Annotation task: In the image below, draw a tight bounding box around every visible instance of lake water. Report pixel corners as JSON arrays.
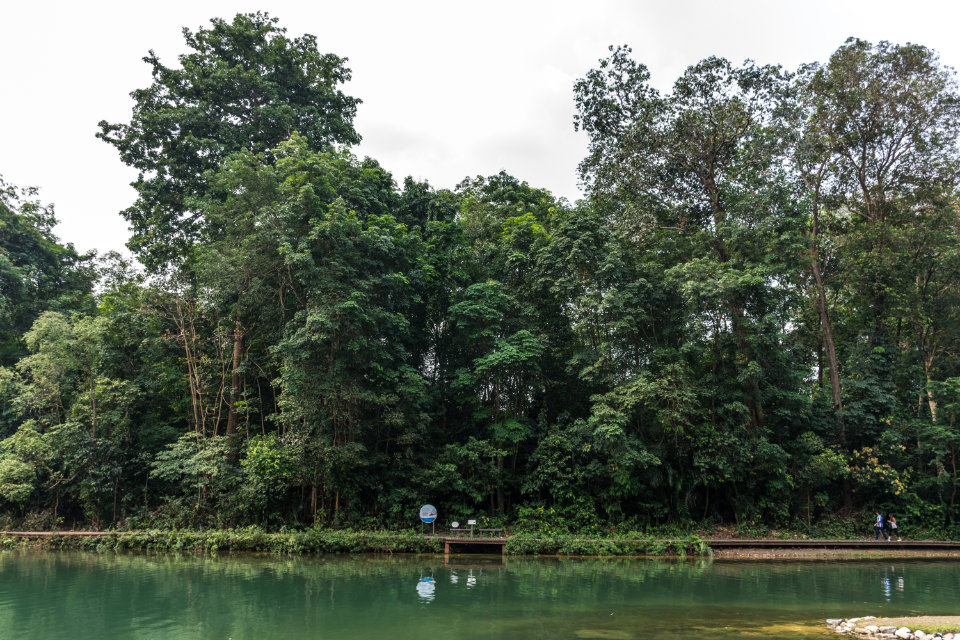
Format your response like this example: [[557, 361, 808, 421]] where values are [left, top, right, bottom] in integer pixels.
[[0, 551, 957, 639]]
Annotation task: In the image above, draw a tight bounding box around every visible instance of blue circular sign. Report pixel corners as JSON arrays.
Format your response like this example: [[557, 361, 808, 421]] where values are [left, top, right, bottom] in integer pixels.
[[419, 504, 437, 523]]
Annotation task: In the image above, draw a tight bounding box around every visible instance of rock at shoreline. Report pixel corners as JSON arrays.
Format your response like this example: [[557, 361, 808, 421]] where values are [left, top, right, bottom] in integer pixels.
[[827, 616, 960, 639]]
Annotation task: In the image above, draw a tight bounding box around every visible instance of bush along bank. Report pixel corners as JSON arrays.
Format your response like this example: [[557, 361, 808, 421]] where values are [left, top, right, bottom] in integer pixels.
[[0, 529, 443, 554], [0, 529, 710, 557], [504, 534, 710, 556]]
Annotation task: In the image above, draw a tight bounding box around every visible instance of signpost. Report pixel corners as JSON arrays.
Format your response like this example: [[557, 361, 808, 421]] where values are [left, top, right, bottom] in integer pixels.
[[419, 504, 437, 535]]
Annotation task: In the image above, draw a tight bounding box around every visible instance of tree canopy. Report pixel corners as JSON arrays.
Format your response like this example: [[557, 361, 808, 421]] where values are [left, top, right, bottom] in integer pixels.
[[97, 11, 361, 270], [2, 23, 960, 535]]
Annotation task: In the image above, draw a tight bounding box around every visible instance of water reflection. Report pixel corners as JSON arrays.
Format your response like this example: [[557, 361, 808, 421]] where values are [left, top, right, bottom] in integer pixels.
[[881, 566, 907, 602], [0, 552, 957, 640], [421, 562, 493, 602], [416, 576, 435, 602], [447, 569, 478, 588]]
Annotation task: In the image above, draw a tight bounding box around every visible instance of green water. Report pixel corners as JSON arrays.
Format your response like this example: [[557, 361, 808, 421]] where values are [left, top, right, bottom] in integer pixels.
[[0, 552, 957, 639]]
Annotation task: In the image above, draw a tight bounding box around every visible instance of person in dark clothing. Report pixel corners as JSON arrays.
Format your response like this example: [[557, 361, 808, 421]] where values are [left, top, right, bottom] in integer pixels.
[[888, 514, 900, 541]]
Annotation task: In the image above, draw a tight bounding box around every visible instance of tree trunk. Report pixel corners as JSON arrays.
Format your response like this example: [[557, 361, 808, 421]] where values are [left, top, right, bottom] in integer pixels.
[[811, 250, 845, 444], [172, 298, 203, 436], [924, 367, 938, 423], [950, 443, 957, 511], [496, 456, 505, 514], [89, 371, 97, 439], [841, 477, 854, 512], [225, 321, 245, 437], [801, 167, 845, 445]]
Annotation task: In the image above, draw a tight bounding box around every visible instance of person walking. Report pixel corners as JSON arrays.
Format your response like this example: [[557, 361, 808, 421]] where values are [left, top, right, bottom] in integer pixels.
[[874, 511, 889, 541], [888, 514, 900, 541]]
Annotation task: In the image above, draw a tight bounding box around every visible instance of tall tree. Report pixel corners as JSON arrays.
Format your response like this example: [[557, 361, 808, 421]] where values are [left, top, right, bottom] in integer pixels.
[[98, 13, 364, 448], [792, 77, 848, 443], [0, 177, 95, 366], [97, 11, 361, 270], [575, 48, 803, 433], [799, 39, 960, 443]]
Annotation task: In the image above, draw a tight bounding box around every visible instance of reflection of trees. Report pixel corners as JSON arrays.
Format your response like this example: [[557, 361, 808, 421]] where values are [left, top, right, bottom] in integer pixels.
[[0, 551, 453, 638], [1, 551, 959, 638], [0, 550, 702, 580]]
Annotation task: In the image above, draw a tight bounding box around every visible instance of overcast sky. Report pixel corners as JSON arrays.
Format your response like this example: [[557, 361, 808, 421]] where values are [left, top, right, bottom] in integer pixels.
[[2, 0, 959, 257]]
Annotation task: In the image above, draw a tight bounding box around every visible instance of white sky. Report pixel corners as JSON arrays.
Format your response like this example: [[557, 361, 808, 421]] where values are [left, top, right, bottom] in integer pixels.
[[2, 0, 959, 257]]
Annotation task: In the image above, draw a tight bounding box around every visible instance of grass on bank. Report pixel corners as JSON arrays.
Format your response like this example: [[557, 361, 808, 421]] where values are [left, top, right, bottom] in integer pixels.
[[0, 529, 443, 554], [0, 528, 710, 556]]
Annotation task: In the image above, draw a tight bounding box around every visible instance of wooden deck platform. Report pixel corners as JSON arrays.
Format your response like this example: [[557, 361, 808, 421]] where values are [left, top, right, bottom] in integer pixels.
[[434, 536, 960, 556], [441, 536, 508, 555], [704, 538, 960, 550]]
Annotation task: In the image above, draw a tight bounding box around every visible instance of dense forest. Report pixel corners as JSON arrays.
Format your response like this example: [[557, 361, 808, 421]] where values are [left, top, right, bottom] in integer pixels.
[[1, 13, 959, 534]]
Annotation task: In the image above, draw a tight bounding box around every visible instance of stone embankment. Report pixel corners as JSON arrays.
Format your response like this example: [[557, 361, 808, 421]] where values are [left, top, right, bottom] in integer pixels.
[[827, 617, 958, 640]]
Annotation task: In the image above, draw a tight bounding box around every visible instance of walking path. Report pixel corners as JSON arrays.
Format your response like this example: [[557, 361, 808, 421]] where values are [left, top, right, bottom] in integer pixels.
[[705, 538, 960, 550]]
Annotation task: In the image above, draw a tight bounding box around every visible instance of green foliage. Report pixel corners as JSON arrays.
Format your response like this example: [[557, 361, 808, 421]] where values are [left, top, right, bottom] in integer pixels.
[[0, 422, 47, 503], [242, 435, 295, 484], [3, 24, 960, 535], [0, 178, 95, 366], [504, 533, 708, 557], [0, 528, 443, 555], [151, 435, 238, 507], [97, 12, 361, 270]]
